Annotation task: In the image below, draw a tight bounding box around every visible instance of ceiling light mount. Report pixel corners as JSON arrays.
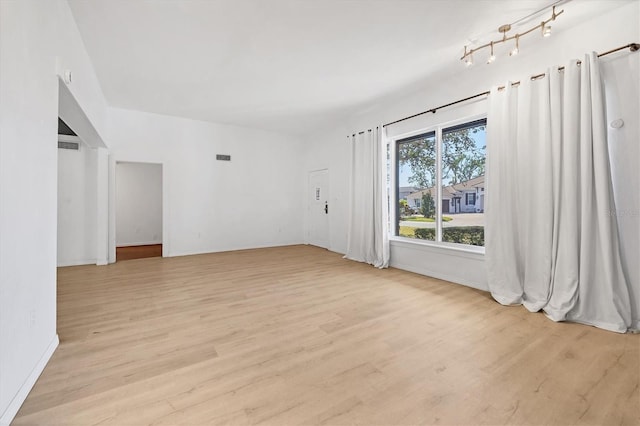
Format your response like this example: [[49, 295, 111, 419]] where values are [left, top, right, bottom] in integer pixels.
[[461, 4, 564, 66], [498, 24, 511, 36]]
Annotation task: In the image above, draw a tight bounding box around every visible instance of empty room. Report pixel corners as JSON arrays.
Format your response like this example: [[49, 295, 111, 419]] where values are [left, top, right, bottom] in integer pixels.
[[1, 0, 638, 425]]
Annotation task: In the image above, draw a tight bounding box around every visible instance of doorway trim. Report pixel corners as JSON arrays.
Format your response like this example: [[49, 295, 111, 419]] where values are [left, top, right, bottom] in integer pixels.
[[109, 157, 169, 263]]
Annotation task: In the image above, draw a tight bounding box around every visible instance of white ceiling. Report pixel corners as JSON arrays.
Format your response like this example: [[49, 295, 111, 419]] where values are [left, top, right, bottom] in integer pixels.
[[67, 0, 631, 135]]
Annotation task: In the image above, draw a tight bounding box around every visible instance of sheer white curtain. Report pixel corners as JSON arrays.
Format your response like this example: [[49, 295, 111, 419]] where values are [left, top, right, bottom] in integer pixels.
[[345, 127, 390, 268], [486, 52, 633, 333]]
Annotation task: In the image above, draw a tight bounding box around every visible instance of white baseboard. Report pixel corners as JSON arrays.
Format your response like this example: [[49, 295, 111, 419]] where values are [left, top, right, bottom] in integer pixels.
[[57, 258, 96, 267], [390, 260, 489, 292], [168, 241, 304, 258], [0, 334, 59, 426], [328, 246, 346, 256], [328, 245, 488, 291]]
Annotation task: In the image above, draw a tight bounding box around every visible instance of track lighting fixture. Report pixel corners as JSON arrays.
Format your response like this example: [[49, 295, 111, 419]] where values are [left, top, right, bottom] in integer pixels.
[[461, 4, 563, 66]]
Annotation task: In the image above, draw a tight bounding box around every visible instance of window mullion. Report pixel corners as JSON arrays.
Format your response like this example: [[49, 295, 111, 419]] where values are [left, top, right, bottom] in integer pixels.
[[435, 126, 443, 242], [391, 140, 398, 236]]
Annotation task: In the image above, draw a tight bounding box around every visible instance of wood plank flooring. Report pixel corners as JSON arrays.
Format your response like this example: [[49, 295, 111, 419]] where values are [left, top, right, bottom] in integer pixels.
[[14, 245, 639, 425], [116, 244, 163, 261]]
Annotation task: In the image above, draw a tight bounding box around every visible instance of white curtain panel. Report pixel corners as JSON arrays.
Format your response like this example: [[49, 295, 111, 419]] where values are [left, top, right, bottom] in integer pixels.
[[486, 52, 633, 333], [345, 127, 390, 268]]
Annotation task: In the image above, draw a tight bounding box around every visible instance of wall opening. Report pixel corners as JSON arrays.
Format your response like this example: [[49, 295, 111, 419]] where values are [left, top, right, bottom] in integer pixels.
[[115, 161, 163, 261], [57, 118, 98, 266]]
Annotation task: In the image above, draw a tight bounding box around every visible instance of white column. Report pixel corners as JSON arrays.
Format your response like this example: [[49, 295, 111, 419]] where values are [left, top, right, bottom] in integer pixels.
[[96, 147, 109, 265]]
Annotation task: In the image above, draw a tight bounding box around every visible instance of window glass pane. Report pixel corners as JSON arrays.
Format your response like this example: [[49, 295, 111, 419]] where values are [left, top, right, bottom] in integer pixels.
[[396, 132, 436, 241], [441, 119, 486, 247]]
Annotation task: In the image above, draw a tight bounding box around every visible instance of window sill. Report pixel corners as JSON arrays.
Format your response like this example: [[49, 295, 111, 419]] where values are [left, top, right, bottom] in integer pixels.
[[389, 236, 485, 259]]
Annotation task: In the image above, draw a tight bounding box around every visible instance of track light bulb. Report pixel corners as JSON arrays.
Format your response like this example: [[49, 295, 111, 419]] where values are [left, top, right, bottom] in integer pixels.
[[487, 42, 495, 64], [542, 24, 551, 37], [462, 46, 474, 67], [510, 36, 520, 56], [465, 54, 473, 67]]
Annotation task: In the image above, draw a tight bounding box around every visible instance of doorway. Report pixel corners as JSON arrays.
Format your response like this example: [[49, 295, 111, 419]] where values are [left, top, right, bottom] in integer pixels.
[[442, 199, 450, 214], [452, 197, 461, 213], [307, 169, 329, 249], [115, 162, 163, 261]]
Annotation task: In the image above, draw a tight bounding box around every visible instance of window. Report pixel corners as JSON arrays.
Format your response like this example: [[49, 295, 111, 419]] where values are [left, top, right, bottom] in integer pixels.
[[466, 193, 476, 206], [394, 118, 486, 247]]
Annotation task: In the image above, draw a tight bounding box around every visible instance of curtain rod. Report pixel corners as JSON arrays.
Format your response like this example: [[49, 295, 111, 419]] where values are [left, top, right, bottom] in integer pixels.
[[349, 126, 378, 138], [383, 42, 639, 128]]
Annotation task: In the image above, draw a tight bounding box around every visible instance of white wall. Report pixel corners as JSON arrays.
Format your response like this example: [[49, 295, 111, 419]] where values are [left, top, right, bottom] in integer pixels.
[[56, 0, 110, 145], [107, 107, 305, 257], [0, 1, 59, 423], [304, 124, 352, 253], [0, 0, 111, 423], [304, 2, 640, 300], [603, 52, 640, 328], [116, 162, 163, 247], [56, 0, 112, 266], [57, 142, 98, 266]]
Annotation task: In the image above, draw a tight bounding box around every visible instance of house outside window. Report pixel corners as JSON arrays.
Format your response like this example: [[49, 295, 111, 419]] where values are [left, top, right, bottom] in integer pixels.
[[394, 118, 486, 247]]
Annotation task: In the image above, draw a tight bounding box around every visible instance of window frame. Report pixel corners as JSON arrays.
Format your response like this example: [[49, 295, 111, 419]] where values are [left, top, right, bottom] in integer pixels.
[[389, 114, 487, 253], [394, 130, 436, 237]]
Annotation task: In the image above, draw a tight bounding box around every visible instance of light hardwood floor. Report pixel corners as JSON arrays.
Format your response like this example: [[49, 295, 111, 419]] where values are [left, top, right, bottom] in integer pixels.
[[14, 245, 639, 425]]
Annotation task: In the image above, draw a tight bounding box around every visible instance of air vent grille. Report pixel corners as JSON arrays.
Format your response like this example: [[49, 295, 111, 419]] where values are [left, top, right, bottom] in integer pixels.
[[58, 141, 79, 150]]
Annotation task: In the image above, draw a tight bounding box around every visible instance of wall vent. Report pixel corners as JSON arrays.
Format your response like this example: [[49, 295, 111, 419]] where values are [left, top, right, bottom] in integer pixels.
[[216, 154, 231, 161], [58, 141, 79, 150]]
